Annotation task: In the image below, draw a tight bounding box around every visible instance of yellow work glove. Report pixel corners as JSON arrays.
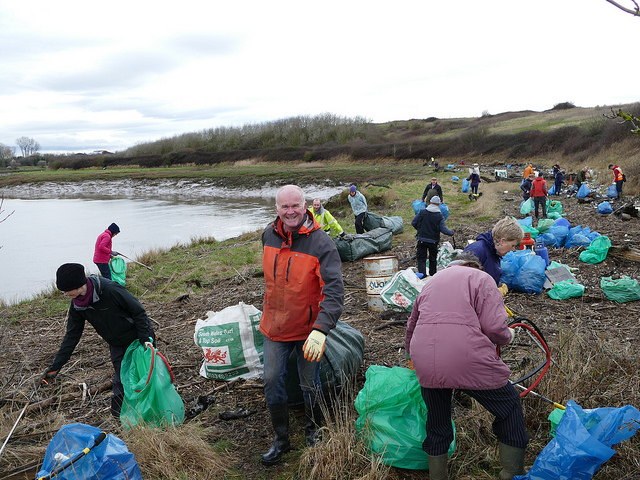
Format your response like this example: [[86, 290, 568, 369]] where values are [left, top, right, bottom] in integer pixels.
[[498, 283, 509, 297], [405, 352, 414, 370], [303, 330, 327, 362]]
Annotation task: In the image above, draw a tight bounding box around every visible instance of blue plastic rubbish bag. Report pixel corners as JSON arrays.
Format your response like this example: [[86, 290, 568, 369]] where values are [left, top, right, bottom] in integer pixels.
[[412, 199, 426, 214], [36, 423, 142, 480], [511, 253, 546, 294], [606, 184, 618, 198], [577, 183, 590, 198], [462, 178, 469, 193], [513, 400, 640, 480], [440, 202, 449, 220], [597, 201, 612, 214]]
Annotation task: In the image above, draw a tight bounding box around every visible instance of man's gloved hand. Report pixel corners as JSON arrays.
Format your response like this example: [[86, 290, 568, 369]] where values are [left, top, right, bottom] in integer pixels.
[[338, 231, 346, 239], [110, 251, 120, 257], [140, 338, 154, 350], [508, 327, 516, 344], [40, 369, 58, 385], [303, 330, 327, 362], [498, 283, 509, 297]]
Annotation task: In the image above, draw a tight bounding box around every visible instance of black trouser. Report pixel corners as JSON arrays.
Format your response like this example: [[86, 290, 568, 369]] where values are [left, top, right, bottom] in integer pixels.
[[471, 184, 478, 195], [616, 180, 623, 196], [95, 262, 111, 280], [416, 240, 438, 276], [533, 197, 547, 218], [420, 384, 528, 455], [354, 212, 366, 234]]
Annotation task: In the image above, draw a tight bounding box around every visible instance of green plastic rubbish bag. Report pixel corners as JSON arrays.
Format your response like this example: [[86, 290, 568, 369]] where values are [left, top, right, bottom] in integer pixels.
[[601, 276, 640, 303], [520, 197, 533, 215], [354, 366, 456, 469], [109, 256, 127, 286], [120, 341, 185, 429], [536, 218, 555, 234], [578, 236, 611, 264], [547, 279, 585, 300]]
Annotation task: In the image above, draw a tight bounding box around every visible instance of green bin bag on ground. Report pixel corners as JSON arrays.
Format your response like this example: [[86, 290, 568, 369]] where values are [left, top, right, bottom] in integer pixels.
[[109, 256, 127, 286], [285, 321, 365, 405], [536, 218, 555, 234], [546, 199, 563, 220], [579, 236, 611, 264], [120, 341, 185, 429], [547, 279, 585, 300], [354, 365, 456, 470], [363, 212, 404, 234], [601, 276, 640, 303], [334, 227, 393, 262]]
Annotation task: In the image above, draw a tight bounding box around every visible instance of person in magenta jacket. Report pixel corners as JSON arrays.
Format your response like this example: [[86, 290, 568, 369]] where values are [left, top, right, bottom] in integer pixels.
[[93, 223, 120, 280], [404, 254, 527, 480]]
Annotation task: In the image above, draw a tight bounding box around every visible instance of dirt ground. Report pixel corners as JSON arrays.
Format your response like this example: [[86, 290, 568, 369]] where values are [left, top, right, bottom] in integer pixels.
[[1, 187, 639, 479]]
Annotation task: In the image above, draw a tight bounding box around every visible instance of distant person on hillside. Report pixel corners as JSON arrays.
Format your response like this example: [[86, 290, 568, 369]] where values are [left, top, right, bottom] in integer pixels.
[[553, 170, 564, 196], [42, 263, 155, 419], [463, 217, 524, 294], [609, 164, 625, 197], [521, 174, 534, 201], [411, 196, 454, 277], [530, 173, 548, 220], [523, 163, 534, 179], [467, 165, 481, 196], [312, 198, 345, 238], [93, 223, 120, 280], [348, 185, 368, 234], [421, 177, 444, 204]]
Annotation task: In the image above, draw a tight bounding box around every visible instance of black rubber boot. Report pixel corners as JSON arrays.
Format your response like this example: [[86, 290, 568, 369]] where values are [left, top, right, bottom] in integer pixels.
[[498, 442, 526, 479], [427, 453, 448, 480], [110, 394, 124, 419], [304, 402, 323, 447], [261, 404, 291, 466]]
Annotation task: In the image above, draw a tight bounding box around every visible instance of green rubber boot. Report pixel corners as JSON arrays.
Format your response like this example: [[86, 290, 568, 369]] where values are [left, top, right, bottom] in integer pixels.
[[427, 453, 448, 480], [498, 443, 526, 479]]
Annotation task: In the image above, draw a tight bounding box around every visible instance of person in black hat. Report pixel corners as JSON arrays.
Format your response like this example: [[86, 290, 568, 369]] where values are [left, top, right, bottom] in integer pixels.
[[93, 223, 120, 280], [41, 263, 156, 419]]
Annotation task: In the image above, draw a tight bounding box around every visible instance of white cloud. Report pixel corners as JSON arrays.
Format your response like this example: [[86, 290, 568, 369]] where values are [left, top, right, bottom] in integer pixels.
[[0, 0, 638, 153]]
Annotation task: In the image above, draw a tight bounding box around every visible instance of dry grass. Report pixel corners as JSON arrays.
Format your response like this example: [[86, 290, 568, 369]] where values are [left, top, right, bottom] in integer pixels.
[[119, 423, 231, 480]]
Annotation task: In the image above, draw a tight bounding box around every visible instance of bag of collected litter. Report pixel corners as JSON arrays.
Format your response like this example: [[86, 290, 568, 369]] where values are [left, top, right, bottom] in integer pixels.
[[520, 197, 533, 215], [436, 241, 461, 271], [364, 212, 404, 234], [440, 202, 450, 220], [516, 216, 532, 227], [576, 183, 590, 198], [606, 184, 618, 198], [536, 232, 557, 247], [564, 233, 591, 249], [120, 341, 184, 429], [547, 279, 585, 300], [601, 276, 640, 303], [380, 267, 429, 312], [597, 201, 612, 214], [548, 225, 569, 248], [36, 423, 142, 480], [285, 321, 365, 405], [499, 250, 532, 289], [108, 256, 127, 286], [536, 218, 555, 234], [548, 184, 556, 196], [579, 236, 611, 264], [412, 199, 426, 214], [462, 178, 469, 193], [194, 302, 264, 381], [334, 227, 393, 262], [513, 400, 640, 480], [354, 366, 456, 469], [546, 200, 563, 220], [521, 225, 539, 239], [512, 253, 546, 294]]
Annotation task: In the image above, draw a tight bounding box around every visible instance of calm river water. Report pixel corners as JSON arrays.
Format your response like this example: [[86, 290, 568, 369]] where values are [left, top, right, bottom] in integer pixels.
[[0, 179, 344, 305]]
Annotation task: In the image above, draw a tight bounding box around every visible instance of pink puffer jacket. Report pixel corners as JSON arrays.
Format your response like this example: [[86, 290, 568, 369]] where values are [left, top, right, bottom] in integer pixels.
[[93, 229, 113, 263], [405, 264, 512, 390]]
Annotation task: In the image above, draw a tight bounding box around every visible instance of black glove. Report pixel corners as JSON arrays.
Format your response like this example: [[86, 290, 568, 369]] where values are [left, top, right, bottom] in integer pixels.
[[338, 231, 346, 239], [40, 369, 58, 385], [110, 251, 120, 257]]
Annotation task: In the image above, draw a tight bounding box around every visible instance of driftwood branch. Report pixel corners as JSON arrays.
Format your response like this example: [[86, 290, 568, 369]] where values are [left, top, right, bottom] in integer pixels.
[[606, 0, 640, 16], [609, 246, 640, 262], [26, 381, 112, 413]]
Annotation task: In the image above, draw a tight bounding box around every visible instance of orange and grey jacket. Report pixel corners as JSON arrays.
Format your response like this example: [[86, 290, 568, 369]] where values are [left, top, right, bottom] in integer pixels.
[[260, 211, 344, 342]]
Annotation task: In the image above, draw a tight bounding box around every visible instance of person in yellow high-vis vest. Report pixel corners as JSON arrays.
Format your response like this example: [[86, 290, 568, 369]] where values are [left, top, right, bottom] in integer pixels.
[[312, 198, 345, 238]]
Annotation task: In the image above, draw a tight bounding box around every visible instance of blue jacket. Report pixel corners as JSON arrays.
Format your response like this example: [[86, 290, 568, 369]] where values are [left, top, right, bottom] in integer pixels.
[[411, 206, 453, 243], [463, 232, 502, 285]]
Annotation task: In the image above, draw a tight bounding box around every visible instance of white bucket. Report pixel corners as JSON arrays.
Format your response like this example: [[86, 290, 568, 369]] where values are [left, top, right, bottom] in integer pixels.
[[363, 255, 399, 312]]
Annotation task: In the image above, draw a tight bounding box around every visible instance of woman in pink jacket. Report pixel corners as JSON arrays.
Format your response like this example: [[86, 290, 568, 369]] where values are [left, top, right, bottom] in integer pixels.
[[405, 254, 527, 480], [93, 223, 120, 280]]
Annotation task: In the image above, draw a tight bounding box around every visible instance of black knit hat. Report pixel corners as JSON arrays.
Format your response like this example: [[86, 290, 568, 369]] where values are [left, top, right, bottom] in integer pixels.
[[56, 263, 87, 291], [108, 223, 120, 234]]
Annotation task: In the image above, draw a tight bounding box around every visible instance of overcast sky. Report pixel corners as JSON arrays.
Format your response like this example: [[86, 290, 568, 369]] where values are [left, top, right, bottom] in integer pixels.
[[1, 0, 638, 154]]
